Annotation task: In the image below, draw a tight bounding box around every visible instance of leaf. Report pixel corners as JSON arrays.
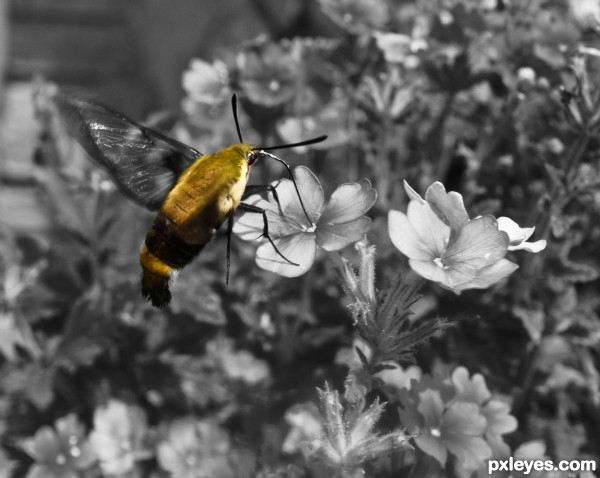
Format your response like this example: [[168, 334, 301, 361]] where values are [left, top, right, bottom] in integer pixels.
[[355, 273, 449, 363], [2, 361, 55, 409], [0, 312, 28, 361], [512, 305, 545, 344]]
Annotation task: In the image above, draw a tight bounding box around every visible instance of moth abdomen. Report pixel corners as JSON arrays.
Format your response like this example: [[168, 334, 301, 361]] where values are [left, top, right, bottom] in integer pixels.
[[140, 215, 206, 307]]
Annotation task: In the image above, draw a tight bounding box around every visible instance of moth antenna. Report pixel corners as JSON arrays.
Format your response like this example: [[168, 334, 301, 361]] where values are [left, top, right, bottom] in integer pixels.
[[231, 94, 244, 143], [262, 152, 313, 225], [258, 135, 327, 151]]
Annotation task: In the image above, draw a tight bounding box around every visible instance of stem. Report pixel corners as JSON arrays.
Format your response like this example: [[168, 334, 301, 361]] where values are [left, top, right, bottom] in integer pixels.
[[376, 113, 395, 209], [512, 341, 541, 421], [521, 133, 590, 279], [298, 264, 315, 323], [430, 93, 456, 181]]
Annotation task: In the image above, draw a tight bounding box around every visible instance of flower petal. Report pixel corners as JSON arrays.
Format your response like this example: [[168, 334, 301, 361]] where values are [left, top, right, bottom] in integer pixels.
[[389, 211, 431, 261], [442, 215, 508, 286], [233, 194, 307, 241], [497, 217, 547, 252], [425, 182, 470, 234], [443, 402, 491, 469], [509, 239, 547, 253], [316, 217, 371, 251], [409, 259, 452, 287], [273, 166, 324, 225], [168, 419, 199, 453], [157, 441, 182, 474], [233, 195, 277, 240], [403, 180, 425, 203], [482, 401, 518, 436], [406, 201, 450, 256], [23, 428, 61, 463], [417, 389, 444, 428], [89, 430, 123, 464], [319, 179, 377, 225], [496, 216, 533, 243], [255, 233, 316, 277], [451, 367, 491, 405], [415, 430, 448, 466], [452, 259, 518, 291], [388, 206, 448, 262], [69, 441, 97, 470]]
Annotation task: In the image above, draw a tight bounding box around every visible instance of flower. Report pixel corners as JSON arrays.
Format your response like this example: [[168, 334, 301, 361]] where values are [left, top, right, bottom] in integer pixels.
[[22, 414, 96, 478], [397, 373, 492, 472], [318, 0, 389, 35], [234, 166, 377, 277], [282, 403, 323, 455], [377, 363, 423, 392], [182, 58, 230, 105], [413, 390, 491, 471], [388, 181, 546, 292], [237, 38, 302, 107], [157, 418, 233, 478], [451, 367, 517, 457], [207, 337, 270, 385], [372, 32, 426, 67], [89, 399, 151, 476], [397, 367, 518, 474], [276, 96, 353, 151]]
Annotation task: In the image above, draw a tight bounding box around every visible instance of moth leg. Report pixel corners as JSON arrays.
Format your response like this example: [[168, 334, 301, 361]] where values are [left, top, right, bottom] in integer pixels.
[[242, 182, 282, 210], [226, 213, 234, 284], [237, 202, 298, 266]]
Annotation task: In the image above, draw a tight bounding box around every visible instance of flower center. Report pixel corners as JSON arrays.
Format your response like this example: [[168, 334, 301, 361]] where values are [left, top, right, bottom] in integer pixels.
[[268, 80, 280, 91], [433, 257, 448, 270], [301, 222, 316, 232], [56, 454, 67, 465], [430, 427, 442, 438]]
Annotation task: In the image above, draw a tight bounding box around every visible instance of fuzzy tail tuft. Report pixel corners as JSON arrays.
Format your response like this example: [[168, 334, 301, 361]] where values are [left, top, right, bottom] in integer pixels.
[[141, 270, 172, 308]]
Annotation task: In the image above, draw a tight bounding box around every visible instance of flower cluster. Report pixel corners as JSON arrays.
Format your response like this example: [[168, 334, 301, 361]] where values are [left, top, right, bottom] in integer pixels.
[[157, 418, 233, 478], [22, 400, 235, 478], [396, 366, 517, 476], [388, 181, 546, 293], [21, 414, 96, 478]]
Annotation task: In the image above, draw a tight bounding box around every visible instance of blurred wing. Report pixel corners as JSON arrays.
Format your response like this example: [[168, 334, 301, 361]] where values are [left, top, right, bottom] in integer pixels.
[[52, 93, 201, 211]]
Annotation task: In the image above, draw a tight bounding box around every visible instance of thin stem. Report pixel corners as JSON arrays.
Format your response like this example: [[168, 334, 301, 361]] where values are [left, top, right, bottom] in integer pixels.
[[521, 134, 590, 278], [431, 93, 456, 181], [375, 113, 395, 208], [512, 342, 542, 421], [298, 264, 315, 324]]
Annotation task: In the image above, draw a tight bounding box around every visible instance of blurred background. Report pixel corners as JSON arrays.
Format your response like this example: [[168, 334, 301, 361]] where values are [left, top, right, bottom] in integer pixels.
[[0, 0, 331, 233], [1, 0, 599, 476]]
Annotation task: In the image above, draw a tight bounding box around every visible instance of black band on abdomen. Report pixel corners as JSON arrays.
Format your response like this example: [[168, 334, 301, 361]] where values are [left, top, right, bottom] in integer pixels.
[[144, 215, 206, 269]]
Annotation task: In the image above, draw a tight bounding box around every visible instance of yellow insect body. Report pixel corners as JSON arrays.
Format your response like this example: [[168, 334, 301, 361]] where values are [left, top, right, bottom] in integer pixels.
[[141, 144, 253, 307], [51, 92, 325, 308]]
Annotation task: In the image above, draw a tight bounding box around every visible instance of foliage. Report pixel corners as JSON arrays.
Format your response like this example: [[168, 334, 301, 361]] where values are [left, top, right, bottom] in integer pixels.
[[2, 0, 600, 477]]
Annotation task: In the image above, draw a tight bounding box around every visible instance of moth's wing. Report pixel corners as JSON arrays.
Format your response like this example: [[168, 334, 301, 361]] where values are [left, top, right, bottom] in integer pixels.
[[52, 93, 201, 211]]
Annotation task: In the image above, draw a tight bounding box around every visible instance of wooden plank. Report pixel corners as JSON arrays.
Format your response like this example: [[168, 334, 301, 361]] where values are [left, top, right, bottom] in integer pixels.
[[10, 0, 126, 25]]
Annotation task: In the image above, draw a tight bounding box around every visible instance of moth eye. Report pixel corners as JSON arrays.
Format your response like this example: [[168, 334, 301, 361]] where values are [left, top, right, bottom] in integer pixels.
[[247, 152, 258, 166]]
